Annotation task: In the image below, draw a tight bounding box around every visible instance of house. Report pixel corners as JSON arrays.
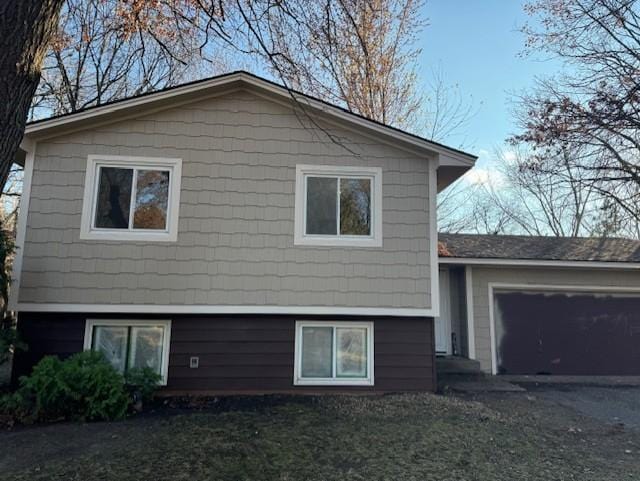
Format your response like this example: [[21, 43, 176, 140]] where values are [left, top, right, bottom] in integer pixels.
[[10, 71, 474, 393], [8, 71, 640, 393], [437, 234, 640, 376]]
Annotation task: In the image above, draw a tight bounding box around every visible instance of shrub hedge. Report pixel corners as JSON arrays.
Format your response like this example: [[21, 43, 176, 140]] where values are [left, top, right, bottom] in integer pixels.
[[0, 351, 160, 424]]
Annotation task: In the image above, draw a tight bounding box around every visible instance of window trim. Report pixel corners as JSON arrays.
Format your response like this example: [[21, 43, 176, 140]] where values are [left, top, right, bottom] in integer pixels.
[[80, 155, 182, 242], [293, 320, 374, 386], [294, 165, 382, 247], [83, 318, 172, 385]]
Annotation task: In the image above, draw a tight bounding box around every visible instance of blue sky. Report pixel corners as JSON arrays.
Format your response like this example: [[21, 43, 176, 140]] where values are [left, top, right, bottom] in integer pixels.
[[419, 1, 561, 163]]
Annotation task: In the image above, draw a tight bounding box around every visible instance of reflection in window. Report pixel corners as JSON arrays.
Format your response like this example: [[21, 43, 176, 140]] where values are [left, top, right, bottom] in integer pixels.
[[93, 167, 170, 231], [340, 178, 371, 236], [95, 168, 133, 228], [93, 325, 128, 373], [336, 327, 367, 378], [133, 170, 169, 229], [306, 177, 338, 235], [91, 323, 167, 378], [301, 326, 333, 378], [297, 323, 371, 384], [305, 175, 372, 237]]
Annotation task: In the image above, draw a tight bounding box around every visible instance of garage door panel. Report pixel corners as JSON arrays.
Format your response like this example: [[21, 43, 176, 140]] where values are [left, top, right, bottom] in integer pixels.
[[495, 291, 640, 375]]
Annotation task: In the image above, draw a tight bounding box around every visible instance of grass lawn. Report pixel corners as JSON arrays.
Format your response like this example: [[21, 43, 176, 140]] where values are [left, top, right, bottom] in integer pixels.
[[1, 392, 639, 481]]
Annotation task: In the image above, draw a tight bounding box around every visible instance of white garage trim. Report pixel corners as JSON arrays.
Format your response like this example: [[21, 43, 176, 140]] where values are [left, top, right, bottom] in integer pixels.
[[487, 283, 640, 375], [439, 257, 640, 270], [465, 266, 476, 360]]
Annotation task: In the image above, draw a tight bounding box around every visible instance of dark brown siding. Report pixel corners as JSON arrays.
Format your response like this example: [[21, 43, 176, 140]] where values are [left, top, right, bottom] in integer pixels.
[[13, 313, 435, 392], [12, 312, 86, 382]]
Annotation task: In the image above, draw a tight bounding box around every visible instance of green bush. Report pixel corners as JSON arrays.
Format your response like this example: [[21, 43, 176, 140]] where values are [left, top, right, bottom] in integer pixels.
[[125, 367, 162, 404], [0, 325, 26, 366], [1, 351, 130, 423]]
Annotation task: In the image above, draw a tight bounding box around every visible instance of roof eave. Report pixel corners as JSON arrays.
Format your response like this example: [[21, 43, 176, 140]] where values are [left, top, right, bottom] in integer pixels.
[[438, 256, 640, 269]]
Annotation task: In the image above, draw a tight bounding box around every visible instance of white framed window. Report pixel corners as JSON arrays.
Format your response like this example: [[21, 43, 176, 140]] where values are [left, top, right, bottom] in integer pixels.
[[80, 155, 182, 241], [294, 165, 382, 247], [293, 321, 374, 386], [84, 319, 172, 385]]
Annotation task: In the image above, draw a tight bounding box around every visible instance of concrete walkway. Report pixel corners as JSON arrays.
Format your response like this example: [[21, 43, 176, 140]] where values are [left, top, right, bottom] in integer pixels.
[[439, 375, 525, 393]]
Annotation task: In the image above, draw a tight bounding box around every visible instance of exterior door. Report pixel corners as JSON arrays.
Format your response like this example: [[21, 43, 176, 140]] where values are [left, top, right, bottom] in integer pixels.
[[435, 269, 451, 354]]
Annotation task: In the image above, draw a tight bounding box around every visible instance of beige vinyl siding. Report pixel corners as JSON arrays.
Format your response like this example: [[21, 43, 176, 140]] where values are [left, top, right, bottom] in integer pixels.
[[470, 266, 640, 372], [19, 90, 434, 309]]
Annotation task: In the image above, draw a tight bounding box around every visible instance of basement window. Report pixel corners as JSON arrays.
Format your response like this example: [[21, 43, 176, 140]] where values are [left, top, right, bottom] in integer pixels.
[[294, 321, 374, 386], [84, 319, 171, 385]]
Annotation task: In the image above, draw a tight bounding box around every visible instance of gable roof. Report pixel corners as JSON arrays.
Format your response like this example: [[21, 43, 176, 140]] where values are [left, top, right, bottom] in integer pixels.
[[23, 70, 476, 166], [438, 233, 640, 264]]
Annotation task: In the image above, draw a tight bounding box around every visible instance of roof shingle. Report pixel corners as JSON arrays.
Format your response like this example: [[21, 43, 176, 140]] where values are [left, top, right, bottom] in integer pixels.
[[438, 233, 640, 263]]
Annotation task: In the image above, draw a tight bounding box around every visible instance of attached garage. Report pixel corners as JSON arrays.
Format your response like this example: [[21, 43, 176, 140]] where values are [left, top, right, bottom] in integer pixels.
[[437, 233, 640, 376], [492, 288, 640, 375]]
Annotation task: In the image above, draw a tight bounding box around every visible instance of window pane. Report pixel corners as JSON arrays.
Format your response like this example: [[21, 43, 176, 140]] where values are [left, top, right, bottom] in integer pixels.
[[340, 178, 371, 236], [133, 170, 170, 230], [336, 327, 367, 378], [128, 326, 164, 375], [94, 167, 133, 228], [301, 326, 333, 378], [306, 177, 337, 235], [92, 326, 128, 373]]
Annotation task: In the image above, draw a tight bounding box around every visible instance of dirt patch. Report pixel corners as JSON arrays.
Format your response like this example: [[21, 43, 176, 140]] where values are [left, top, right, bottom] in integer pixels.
[[1, 392, 639, 481]]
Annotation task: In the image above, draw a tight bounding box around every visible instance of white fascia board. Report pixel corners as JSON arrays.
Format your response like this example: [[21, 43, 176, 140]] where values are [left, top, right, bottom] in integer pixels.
[[16, 303, 438, 317]]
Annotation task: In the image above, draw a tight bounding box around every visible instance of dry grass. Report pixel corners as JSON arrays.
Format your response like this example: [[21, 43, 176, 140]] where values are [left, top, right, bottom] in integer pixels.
[[1, 392, 639, 481]]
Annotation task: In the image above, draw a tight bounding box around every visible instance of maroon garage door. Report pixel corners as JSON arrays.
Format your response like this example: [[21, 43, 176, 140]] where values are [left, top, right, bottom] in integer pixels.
[[494, 290, 640, 375]]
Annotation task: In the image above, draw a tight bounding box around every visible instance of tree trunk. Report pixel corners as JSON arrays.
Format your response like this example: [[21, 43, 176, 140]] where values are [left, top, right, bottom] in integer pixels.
[[0, 0, 65, 191]]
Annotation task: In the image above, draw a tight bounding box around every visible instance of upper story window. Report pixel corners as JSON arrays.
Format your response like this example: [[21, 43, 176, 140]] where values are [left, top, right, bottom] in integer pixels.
[[80, 155, 182, 242], [294, 165, 382, 247]]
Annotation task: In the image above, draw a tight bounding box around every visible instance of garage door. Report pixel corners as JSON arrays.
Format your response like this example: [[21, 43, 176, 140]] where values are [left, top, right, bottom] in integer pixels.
[[494, 289, 640, 375]]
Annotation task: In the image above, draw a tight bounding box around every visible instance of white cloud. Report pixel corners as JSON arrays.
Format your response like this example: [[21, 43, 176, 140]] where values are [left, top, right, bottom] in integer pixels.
[[502, 150, 517, 164], [462, 167, 505, 188]]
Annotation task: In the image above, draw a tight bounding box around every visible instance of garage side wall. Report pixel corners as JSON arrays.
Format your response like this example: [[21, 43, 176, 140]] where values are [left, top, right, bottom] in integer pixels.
[[469, 266, 640, 373]]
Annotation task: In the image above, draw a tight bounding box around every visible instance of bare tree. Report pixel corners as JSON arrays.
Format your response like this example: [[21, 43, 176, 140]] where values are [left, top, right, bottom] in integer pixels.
[[30, 0, 208, 119], [438, 144, 640, 238], [2, 0, 478, 196], [514, 0, 640, 223], [259, 0, 476, 142], [422, 66, 476, 145], [491, 147, 603, 237], [1, 0, 391, 190], [261, 0, 424, 130], [438, 167, 515, 236]]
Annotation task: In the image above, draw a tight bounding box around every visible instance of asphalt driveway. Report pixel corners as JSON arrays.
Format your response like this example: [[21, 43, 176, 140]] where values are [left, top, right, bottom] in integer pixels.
[[525, 384, 640, 430]]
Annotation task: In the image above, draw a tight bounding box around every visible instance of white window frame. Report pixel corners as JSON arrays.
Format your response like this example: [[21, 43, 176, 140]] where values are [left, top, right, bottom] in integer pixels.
[[83, 319, 172, 385], [294, 165, 382, 247], [293, 320, 374, 386], [80, 155, 182, 242]]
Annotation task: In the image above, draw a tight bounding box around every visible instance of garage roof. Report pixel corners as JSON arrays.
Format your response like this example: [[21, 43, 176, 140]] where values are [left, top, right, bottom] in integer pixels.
[[438, 233, 640, 264]]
